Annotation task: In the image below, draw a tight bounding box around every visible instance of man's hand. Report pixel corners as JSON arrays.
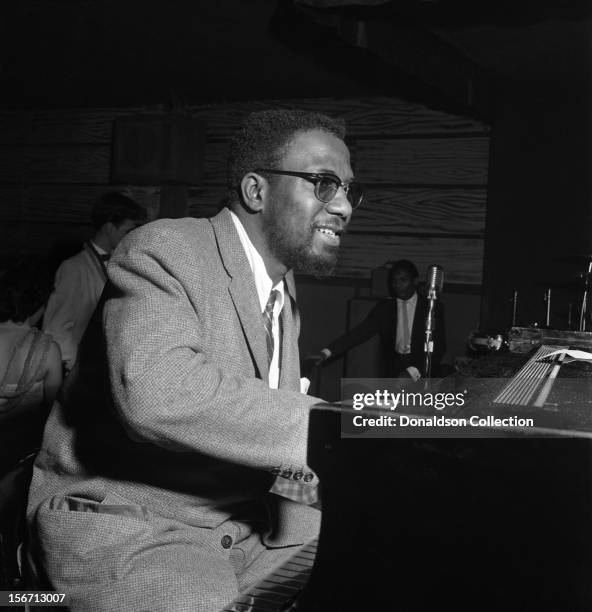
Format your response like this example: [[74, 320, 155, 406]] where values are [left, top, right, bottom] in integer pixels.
[[301, 349, 330, 378], [304, 351, 329, 367], [396, 367, 422, 382]]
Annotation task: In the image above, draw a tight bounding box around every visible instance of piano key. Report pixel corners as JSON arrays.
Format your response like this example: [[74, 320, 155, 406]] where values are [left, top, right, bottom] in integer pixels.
[[223, 539, 317, 612]]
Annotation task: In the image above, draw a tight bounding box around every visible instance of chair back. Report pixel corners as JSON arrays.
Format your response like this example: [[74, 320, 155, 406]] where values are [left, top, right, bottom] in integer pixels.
[[0, 454, 35, 589]]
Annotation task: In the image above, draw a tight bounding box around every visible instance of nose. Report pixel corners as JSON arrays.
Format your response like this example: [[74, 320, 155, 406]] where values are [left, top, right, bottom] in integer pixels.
[[325, 185, 353, 223]]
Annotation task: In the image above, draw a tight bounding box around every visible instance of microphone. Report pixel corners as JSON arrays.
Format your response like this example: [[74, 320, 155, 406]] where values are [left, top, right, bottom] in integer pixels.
[[424, 265, 444, 378], [425, 265, 444, 300]]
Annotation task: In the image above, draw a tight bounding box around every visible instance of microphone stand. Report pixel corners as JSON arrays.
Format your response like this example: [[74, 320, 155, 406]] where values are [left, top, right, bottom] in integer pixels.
[[544, 288, 551, 328], [579, 261, 592, 331], [424, 296, 437, 380], [423, 265, 443, 387]]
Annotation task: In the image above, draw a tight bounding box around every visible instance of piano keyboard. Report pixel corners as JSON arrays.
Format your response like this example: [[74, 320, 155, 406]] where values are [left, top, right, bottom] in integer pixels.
[[223, 539, 318, 612], [493, 344, 567, 406]]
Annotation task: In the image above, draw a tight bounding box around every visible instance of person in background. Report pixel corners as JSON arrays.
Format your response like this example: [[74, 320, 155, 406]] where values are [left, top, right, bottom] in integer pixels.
[[0, 260, 62, 474], [308, 259, 446, 379], [42, 192, 146, 372]]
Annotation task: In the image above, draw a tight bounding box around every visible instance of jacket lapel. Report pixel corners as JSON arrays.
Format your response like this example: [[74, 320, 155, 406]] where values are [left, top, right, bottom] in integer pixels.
[[384, 299, 397, 340], [209, 209, 269, 381], [412, 295, 427, 341]]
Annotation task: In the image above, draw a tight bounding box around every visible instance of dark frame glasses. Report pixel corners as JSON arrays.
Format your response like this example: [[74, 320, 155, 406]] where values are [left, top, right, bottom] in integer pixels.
[[255, 169, 363, 209]]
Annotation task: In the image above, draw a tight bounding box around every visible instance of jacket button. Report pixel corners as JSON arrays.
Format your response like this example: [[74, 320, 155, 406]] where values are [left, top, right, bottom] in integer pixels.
[[221, 535, 233, 549], [303, 472, 314, 483]]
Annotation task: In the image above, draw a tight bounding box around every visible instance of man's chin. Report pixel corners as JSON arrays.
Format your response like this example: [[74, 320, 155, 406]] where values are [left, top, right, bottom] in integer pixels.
[[271, 236, 340, 277], [294, 251, 338, 278]]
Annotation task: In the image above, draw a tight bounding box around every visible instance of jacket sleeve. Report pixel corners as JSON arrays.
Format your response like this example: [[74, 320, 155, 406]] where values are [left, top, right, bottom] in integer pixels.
[[42, 260, 83, 369], [325, 301, 385, 360]]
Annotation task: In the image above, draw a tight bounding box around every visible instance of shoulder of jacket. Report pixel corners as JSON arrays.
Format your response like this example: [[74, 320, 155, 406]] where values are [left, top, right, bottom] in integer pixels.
[[375, 298, 395, 312], [55, 250, 89, 277], [125, 217, 215, 251]]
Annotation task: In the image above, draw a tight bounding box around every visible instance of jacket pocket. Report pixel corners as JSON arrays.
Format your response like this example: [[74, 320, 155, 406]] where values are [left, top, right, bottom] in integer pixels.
[[35, 494, 153, 585]]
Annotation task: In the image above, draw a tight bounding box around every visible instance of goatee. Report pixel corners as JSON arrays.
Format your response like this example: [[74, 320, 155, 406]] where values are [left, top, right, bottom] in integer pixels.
[[264, 219, 339, 278]]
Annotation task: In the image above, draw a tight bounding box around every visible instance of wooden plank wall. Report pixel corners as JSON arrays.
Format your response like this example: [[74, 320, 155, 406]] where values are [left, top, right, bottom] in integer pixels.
[[0, 97, 489, 285]]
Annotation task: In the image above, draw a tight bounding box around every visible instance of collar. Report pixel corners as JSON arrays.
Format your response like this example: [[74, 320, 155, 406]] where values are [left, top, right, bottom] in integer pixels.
[[397, 292, 418, 307], [229, 210, 285, 314], [210, 207, 297, 302], [89, 240, 109, 256]]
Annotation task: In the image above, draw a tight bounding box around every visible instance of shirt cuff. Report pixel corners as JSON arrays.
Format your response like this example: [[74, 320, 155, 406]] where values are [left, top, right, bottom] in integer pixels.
[[321, 348, 332, 359], [406, 366, 421, 382]]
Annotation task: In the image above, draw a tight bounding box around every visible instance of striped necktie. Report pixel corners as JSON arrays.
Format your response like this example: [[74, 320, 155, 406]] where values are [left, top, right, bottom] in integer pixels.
[[263, 289, 279, 366]]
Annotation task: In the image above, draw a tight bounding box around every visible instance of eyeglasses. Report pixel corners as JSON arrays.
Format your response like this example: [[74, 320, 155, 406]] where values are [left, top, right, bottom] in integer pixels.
[[255, 169, 363, 209]]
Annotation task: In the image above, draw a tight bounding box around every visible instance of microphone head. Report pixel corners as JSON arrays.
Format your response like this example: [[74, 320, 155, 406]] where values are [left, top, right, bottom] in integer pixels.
[[426, 265, 444, 298]]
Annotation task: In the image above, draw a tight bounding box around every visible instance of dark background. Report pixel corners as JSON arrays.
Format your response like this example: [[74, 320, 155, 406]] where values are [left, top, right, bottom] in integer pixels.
[[1, 0, 592, 397], [2, 3, 592, 607]]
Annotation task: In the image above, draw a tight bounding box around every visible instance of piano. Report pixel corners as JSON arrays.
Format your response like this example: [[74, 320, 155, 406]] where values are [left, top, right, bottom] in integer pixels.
[[228, 340, 592, 611], [223, 540, 317, 611]]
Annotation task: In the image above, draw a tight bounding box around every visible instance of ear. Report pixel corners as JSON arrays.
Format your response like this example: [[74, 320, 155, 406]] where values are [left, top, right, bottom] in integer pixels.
[[239, 172, 267, 213], [103, 221, 117, 237]]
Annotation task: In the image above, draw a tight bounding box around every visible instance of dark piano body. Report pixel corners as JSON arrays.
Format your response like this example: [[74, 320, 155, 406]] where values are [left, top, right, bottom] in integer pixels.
[[232, 346, 592, 611]]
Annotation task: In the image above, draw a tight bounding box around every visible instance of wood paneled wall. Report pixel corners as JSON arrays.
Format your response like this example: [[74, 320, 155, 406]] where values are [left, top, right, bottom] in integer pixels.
[[0, 97, 489, 286]]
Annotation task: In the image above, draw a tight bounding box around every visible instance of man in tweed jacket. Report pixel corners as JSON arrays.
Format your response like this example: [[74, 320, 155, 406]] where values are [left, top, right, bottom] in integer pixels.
[[27, 110, 356, 611]]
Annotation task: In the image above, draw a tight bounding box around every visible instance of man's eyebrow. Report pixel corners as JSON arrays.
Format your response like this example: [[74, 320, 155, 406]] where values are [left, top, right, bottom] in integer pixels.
[[312, 168, 339, 175], [315, 168, 355, 182]]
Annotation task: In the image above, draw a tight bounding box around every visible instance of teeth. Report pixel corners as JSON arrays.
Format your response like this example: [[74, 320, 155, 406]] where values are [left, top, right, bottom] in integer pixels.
[[317, 228, 336, 237]]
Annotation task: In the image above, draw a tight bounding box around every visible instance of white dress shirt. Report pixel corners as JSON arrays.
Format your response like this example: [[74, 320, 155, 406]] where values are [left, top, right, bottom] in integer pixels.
[[43, 241, 109, 370], [395, 292, 417, 354], [230, 211, 284, 389], [395, 292, 421, 381]]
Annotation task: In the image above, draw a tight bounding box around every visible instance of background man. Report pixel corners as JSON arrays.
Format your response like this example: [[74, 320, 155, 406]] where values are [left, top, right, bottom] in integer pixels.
[[309, 259, 446, 379], [42, 191, 146, 372], [27, 110, 359, 611]]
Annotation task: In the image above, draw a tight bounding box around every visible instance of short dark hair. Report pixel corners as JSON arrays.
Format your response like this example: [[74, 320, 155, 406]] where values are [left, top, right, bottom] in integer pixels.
[[226, 109, 346, 200], [91, 192, 147, 230], [0, 258, 52, 323], [388, 259, 419, 284]]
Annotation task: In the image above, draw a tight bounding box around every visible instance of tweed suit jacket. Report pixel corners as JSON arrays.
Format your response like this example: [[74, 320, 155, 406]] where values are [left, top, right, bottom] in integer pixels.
[[28, 208, 321, 555], [327, 294, 446, 377]]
